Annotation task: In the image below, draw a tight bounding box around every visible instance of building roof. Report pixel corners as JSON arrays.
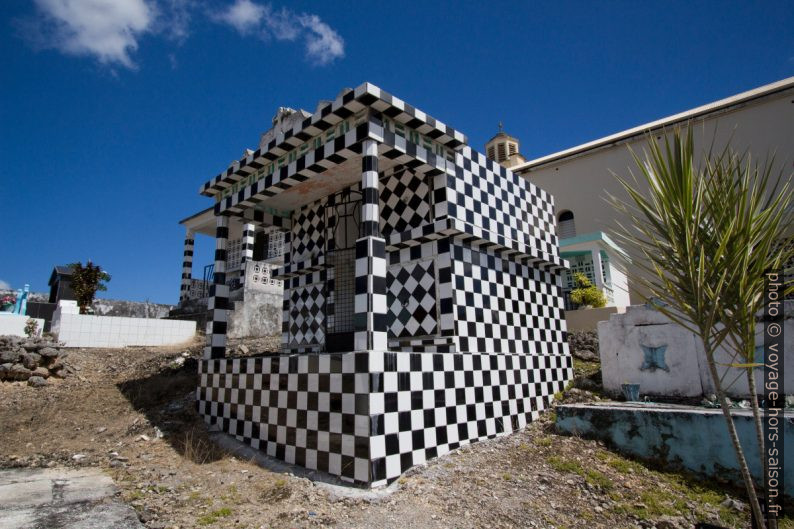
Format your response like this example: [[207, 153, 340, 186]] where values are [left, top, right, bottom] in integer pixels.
[[49, 265, 73, 286], [514, 76, 794, 172], [199, 82, 468, 198]]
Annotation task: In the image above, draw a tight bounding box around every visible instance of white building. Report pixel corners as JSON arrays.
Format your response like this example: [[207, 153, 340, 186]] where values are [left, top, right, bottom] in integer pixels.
[[511, 76, 794, 304]]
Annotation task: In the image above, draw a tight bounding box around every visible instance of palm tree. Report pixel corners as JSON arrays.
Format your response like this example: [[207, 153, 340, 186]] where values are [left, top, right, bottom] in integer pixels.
[[609, 127, 793, 528]]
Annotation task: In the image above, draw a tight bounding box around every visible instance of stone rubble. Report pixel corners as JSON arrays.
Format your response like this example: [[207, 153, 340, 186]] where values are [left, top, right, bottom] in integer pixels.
[[567, 330, 600, 362], [0, 335, 70, 387]]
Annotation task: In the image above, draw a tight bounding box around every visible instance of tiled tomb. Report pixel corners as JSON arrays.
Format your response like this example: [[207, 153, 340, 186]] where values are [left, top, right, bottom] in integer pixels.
[[195, 83, 572, 486]]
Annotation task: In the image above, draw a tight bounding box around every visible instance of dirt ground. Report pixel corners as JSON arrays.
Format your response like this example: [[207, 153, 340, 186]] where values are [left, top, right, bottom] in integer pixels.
[[0, 339, 789, 529]]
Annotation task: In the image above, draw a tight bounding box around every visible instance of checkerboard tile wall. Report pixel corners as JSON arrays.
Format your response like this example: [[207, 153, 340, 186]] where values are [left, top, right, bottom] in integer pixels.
[[368, 350, 572, 486], [447, 147, 559, 261], [197, 349, 573, 486], [197, 353, 372, 483], [451, 241, 568, 355]]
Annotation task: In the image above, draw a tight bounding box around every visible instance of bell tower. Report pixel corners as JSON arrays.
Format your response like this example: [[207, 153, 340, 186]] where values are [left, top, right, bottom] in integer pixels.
[[485, 122, 525, 168]]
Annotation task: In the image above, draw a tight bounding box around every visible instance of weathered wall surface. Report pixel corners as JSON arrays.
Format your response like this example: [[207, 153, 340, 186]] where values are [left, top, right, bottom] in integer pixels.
[[598, 302, 793, 398], [0, 290, 175, 319], [557, 403, 794, 497], [227, 290, 282, 339], [91, 299, 175, 319]]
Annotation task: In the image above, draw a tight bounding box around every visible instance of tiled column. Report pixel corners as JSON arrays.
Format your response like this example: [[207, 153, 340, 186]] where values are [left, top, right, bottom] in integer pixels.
[[281, 230, 292, 348], [179, 228, 194, 302], [239, 222, 255, 287], [205, 215, 229, 360], [354, 139, 387, 351]]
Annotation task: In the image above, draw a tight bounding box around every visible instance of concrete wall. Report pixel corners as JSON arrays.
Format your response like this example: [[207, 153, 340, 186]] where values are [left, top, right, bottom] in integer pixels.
[[556, 403, 794, 497], [52, 305, 195, 348], [566, 306, 622, 332], [518, 85, 794, 303], [598, 302, 794, 398]]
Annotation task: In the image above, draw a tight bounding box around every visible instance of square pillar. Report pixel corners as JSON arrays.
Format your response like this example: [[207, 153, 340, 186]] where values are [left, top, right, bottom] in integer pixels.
[[281, 230, 292, 349], [179, 228, 194, 302], [239, 222, 256, 286], [354, 139, 387, 351], [591, 248, 604, 290], [205, 215, 229, 360]]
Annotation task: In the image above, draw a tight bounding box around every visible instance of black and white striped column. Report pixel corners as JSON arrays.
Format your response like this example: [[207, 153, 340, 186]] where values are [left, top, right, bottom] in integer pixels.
[[354, 139, 387, 351], [239, 222, 255, 286], [205, 215, 229, 360], [281, 230, 292, 348], [179, 229, 194, 303]]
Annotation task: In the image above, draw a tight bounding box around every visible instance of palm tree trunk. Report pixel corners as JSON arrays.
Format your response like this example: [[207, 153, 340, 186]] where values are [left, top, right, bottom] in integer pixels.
[[747, 367, 775, 529], [705, 347, 765, 528]]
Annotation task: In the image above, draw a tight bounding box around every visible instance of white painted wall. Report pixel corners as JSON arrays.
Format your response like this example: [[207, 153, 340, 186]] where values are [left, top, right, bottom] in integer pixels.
[[609, 263, 630, 308], [52, 308, 196, 348], [519, 84, 794, 302], [598, 302, 794, 398], [0, 314, 44, 338]]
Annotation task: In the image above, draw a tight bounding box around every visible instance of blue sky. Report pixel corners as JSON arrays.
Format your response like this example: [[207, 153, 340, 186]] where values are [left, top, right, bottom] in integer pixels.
[[2, 0, 793, 304]]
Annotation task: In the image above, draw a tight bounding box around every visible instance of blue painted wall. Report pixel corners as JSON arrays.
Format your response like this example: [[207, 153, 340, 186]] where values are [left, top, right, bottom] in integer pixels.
[[556, 404, 794, 497]]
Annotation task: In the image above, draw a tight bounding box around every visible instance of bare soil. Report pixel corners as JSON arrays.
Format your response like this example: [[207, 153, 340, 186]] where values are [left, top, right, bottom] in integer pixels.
[[0, 339, 788, 529]]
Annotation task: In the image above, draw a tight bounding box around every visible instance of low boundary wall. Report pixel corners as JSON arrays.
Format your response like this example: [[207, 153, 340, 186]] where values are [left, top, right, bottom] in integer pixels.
[[557, 402, 794, 497], [52, 308, 195, 348]]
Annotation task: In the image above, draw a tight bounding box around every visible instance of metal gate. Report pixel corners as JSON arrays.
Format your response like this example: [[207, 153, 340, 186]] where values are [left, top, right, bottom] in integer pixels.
[[324, 188, 361, 351]]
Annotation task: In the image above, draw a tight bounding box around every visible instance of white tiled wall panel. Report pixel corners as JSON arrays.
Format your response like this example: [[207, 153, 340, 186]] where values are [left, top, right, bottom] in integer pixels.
[[0, 314, 45, 337], [52, 310, 195, 348]]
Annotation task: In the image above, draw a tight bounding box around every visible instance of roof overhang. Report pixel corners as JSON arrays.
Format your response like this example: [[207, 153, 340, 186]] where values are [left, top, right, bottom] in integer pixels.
[[515, 76, 794, 173], [559, 231, 631, 263], [199, 82, 468, 201]]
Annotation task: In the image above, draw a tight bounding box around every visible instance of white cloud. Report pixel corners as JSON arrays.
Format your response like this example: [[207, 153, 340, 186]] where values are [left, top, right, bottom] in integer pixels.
[[211, 0, 264, 35], [28, 0, 155, 69], [212, 0, 344, 65], [0, 280, 10, 290], [298, 14, 344, 66], [19, 0, 344, 69]]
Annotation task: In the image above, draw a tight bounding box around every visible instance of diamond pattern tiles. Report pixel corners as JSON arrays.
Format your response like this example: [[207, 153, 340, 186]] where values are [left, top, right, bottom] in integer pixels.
[[379, 170, 430, 236], [288, 275, 325, 347], [291, 205, 325, 262], [387, 258, 437, 338]]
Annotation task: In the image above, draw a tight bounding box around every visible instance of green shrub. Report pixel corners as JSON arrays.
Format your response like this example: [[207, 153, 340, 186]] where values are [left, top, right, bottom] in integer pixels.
[[569, 272, 606, 308]]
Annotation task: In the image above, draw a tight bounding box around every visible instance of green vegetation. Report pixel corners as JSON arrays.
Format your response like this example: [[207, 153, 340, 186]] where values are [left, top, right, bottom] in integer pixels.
[[197, 507, 233, 526], [610, 127, 794, 527], [569, 272, 607, 308], [68, 260, 111, 314], [572, 358, 600, 379], [534, 436, 553, 447], [546, 455, 613, 490]]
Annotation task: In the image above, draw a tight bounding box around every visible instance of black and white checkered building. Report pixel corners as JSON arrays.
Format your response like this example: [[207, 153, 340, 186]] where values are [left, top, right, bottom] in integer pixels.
[[196, 83, 572, 486]]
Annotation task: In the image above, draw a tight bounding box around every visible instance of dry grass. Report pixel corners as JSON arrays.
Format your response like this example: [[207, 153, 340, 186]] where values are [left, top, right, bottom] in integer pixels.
[[176, 427, 226, 465]]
